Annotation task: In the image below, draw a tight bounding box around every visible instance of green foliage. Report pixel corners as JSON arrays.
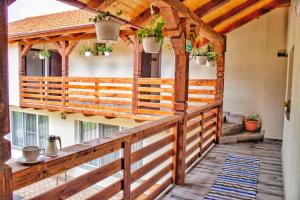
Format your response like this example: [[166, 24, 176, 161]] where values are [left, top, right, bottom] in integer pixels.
[[39, 49, 51, 58], [89, 10, 122, 23], [206, 43, 217, 62], [136, 14, 165, 44], [246, 113, 259, 121], [96, 45, 113, 54], [78, 45, 93, 56], [191, 48, 207, 57]]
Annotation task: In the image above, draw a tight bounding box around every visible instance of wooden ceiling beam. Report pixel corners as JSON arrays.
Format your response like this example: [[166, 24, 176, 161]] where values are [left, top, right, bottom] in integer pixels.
[[87, 0, 118, 11], [208, 0, 260, 28], [194, 0, 230, 18], [219, 0, 289, 35], [151, 0, 224, 44]]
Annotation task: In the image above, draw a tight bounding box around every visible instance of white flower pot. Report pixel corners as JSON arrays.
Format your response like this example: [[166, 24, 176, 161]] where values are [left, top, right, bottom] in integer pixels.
[[195, 56, 207, 65], [207, 60, 216, 67], [142, 37, 162, 53], [104, 51, 111, 56], [39, 54, 45, 60], [95, 20, 120, 43], [84, 51, 92, 57]]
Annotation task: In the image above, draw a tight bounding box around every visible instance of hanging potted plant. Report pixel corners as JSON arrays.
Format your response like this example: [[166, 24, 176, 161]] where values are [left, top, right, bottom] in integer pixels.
[[97, 45, 113, 56], [206, 51, 217, 67], [89, 10, 122, 43], [192, 48, 207, 65], [137, 15, 165, 53], [39, 49, 51, 59], [79, 45, 93, 57], [244, 114, 260, 132]]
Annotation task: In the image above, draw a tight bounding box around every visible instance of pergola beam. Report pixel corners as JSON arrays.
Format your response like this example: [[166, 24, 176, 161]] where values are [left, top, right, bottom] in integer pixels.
[[219, 0, 289, 34], [208, 0, 260, 28], [194, 0, 230, 18], [151, 0, 224, 44]]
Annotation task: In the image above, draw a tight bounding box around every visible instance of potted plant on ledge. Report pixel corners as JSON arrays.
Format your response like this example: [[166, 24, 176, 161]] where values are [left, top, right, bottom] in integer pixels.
[[137, 15, 165, 53], [79, 45, 93, 57], [39, 49, 51, 60], [89, 10, 122, 43], [206, 43, 217, 67], [97, 45, 113, 56], [192, 48, 207, 65], [244, 114, 260, 132]]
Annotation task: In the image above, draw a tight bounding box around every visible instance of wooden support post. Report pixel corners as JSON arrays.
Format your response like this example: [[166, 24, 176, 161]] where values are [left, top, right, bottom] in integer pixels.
[[214, 40, 225, 144], [123, 140, 132, 200], [0, 1, 12, 199], [132, 36, 142, 114], [19, 43, 33, 104], [173, 116, 187, 185]]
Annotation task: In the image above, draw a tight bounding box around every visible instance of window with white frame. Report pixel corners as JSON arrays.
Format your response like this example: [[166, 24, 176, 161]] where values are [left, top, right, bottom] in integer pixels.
[[11, 111, 49, 149], [76, 121, 143, 170]]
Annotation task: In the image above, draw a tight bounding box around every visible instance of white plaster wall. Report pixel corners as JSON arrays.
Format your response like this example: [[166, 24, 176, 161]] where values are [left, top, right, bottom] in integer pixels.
[[224, 8, 288, 139], [282, 1, 300, 199], [8, 44, 20, 106]]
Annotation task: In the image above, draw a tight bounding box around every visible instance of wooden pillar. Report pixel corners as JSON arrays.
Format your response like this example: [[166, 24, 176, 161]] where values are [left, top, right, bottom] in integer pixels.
[[132, 36, 142, 114], [123, 140, 132, 200], [61, 40, 69, 77], [19, 44, 33, 104], [170, 18, 190, 185], [0, 1, 12, 199], [214, 40, 225, 144]]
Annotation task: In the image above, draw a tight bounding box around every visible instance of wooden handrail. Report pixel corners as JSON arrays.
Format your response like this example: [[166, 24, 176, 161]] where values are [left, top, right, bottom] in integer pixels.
[[9, 102, 222, 199], [20, 76, 217, 120]]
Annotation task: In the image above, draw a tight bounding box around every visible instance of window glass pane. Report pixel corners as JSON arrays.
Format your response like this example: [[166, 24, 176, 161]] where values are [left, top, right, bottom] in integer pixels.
[[80, 122, 98, 142], [38, 115, 49, 148], [12, 112, 24, 147], [24, 113, 37, 146]]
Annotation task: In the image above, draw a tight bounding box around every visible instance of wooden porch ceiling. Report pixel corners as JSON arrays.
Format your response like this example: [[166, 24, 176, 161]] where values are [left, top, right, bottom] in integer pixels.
[[59, 0, 289, 35]]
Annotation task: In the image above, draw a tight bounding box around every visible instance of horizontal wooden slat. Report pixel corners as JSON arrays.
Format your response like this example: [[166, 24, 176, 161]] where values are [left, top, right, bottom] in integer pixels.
[[188, 89, 216, 95], [187, 118, 202, 132], [22, 88, 62, 94], [31, 159, 122, 200], [22, 83, 62, 88], [138, 109, 173, 116], [66, 77, 133, 83], [99, 93, 132, 98], [143, 177, 173, 200], [86, 180, 122, 200], [138, 101, 173, 109], [203, 121, 217, 133], [203, 112, 217, 124], [132, 149, 174, 182], [66, 102, 132, 113], [138, 94, 173, 101], [131, 135, 174, 163], [186, 131, 200, 146], [186, 141, 200, 158], [138, 87, 174, 93], [138, 78, 174, 85], [188, 97, 215, 103], [189, 79, 217, 86], [132, 163, 173, 199]]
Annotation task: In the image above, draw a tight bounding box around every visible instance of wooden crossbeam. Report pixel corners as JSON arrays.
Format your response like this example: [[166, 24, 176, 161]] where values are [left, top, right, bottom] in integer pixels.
[[219, 0, 289, 34], [152, 0, 224, 44], [194, 0, 230, 18], [120, 33, 133, 49], [208, 0, 260, 28], [87, 0, 117, 10], [65, 40, 79, 56]]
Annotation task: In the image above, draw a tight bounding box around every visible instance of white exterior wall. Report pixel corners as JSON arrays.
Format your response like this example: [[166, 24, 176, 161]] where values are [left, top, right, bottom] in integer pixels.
[[282, 1, 300, 199]]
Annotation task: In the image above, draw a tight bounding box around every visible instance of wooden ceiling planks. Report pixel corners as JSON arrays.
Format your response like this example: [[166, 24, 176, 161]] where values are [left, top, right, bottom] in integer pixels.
[[194, 0, 230, 18], [218, 0, 289, 34]]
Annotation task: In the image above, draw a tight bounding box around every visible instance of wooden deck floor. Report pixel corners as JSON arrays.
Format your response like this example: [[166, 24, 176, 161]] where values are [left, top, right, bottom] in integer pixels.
[[163, 141, 284, 200]]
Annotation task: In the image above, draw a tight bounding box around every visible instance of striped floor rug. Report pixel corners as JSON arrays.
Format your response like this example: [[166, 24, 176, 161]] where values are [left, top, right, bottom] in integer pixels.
[[205, 154, 260, 200]]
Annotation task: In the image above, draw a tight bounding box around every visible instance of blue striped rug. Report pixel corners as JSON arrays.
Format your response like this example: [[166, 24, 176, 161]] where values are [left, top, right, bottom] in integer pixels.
[[205, 154, 260, 200]]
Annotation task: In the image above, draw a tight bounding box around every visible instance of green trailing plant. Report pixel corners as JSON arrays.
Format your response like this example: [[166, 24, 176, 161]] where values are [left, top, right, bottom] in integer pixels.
[[78, 45, 93, 56], [39, 49, 51, 58], [89, 10, 123, 23], [136, 14, 165, 44], [246, 113, 259, 121], [191, 48, 207, 57], [96, 45, 113, 54]]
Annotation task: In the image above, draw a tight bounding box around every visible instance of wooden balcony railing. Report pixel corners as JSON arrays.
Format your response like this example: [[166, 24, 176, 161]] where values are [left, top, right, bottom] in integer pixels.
[[9, 101, 222, 200], [20, 76, 217, 120]]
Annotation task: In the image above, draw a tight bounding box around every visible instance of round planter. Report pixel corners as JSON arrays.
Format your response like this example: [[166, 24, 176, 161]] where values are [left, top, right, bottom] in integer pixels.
[[95, 20, 120, 43], [195, 56, 207, 65], [245, 120, 259, 132], [84, 51, 92, 57], [207, 60, 216, 67], [104, 51, 111, 56], [142, 37, 162, 53], [39, 54, 45, 60]]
